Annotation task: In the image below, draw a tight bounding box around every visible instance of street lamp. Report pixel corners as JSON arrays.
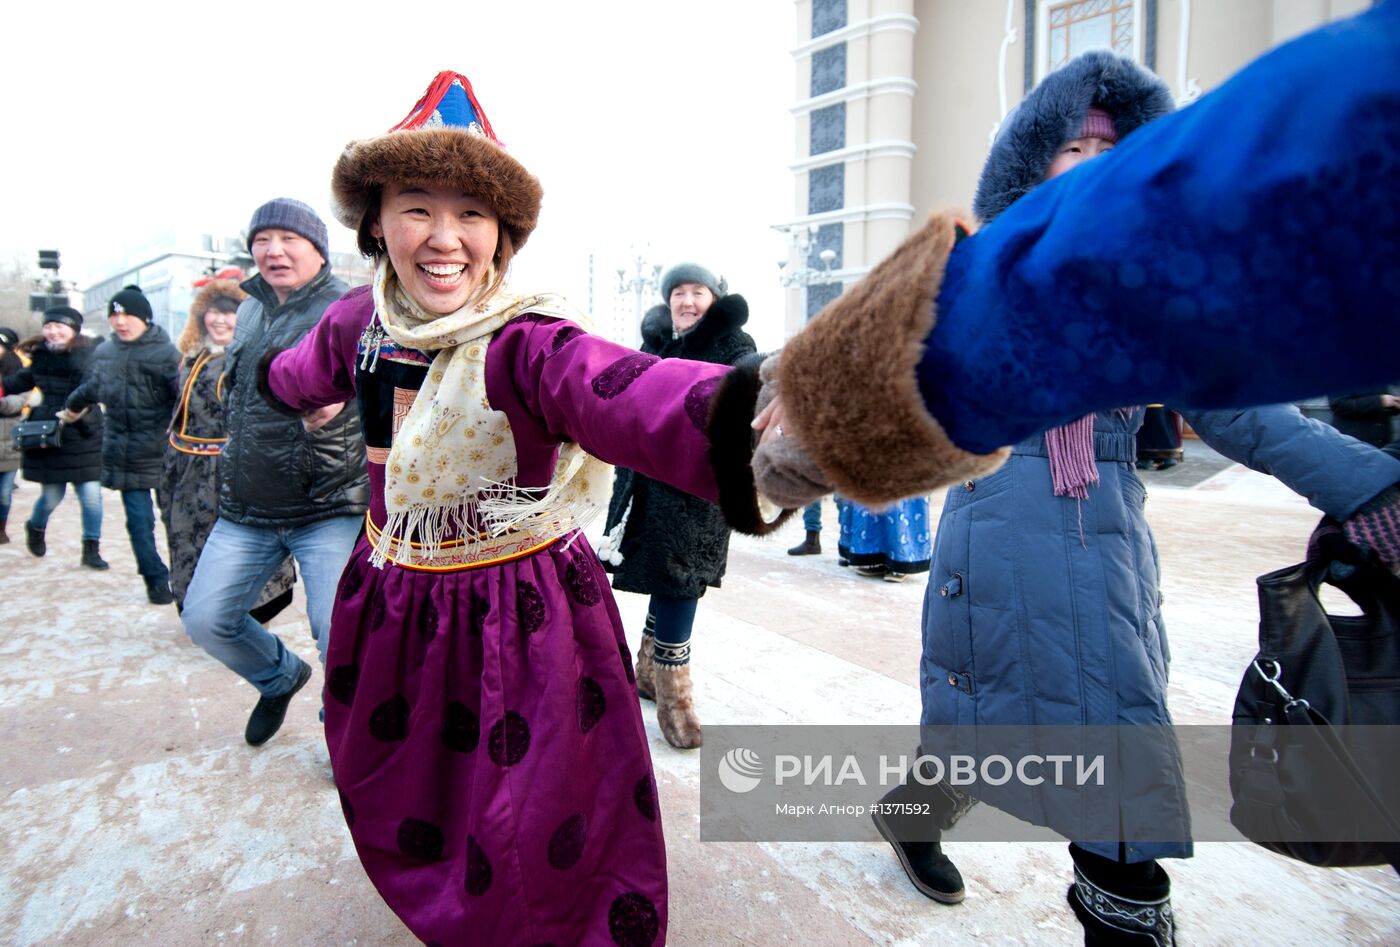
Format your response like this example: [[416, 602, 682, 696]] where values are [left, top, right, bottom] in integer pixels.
[[617, 252, 662, 347], [774, 222, 839, 287]]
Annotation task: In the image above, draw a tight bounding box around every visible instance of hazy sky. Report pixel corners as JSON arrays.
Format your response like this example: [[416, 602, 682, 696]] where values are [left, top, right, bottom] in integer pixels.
[[1, 1, 798, 347]]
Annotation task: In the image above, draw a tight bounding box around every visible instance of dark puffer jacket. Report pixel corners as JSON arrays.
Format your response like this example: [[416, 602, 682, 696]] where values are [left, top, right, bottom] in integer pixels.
[[221, 266, 368, 528], [67, 324, 181, 491], [1, 336, 104, 485], [603, 294, 757, 598]]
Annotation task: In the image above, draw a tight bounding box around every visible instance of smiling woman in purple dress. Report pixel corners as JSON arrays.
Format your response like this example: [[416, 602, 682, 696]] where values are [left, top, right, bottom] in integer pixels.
[[260, 71, 785, 946]]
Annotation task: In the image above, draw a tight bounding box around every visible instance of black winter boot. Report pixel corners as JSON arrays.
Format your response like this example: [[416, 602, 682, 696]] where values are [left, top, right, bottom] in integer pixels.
[[145, 576, 174, 605], [81, 540, 110, 570], [787, 530, 822, 556], [1067, 844, 1175, 946], [871, 756, 976, 904], [0, 519, 9, 544], [25, 522, 45, 557]]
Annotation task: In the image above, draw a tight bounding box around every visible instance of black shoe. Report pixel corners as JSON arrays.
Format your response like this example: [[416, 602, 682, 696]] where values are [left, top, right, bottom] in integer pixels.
[[872, 808, 965, 904], [81, 539, 110, 570], [25, 522, 45, 557], [787, 530, 822, 556], [245, 658, 314, 747], [145, 576, 174, 604]]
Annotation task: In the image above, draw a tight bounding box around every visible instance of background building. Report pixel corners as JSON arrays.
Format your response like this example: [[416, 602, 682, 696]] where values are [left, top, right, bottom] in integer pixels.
[[781, 0, 1374, 336]]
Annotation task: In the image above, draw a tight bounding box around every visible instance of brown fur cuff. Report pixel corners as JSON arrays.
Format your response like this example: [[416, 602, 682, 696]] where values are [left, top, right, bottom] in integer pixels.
[[778, 210, 1010, 506], [256, 347, 302, 417], [707, 353, 795, 536]]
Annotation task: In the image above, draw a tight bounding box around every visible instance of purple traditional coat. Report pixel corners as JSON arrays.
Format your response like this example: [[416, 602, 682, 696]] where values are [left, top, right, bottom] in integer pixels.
[[265, 285, 766, 947]]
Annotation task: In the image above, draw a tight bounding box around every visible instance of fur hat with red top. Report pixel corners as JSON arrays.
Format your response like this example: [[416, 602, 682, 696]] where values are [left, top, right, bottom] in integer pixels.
[[331, 71, 542, 252]]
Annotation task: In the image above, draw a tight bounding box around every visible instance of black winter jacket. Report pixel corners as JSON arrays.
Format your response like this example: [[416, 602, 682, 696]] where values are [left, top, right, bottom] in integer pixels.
[[1, 336, 104, 485], [220, 267, 368, 528], [603, 294, 757, 598], [1329, 387, 1398, 448], [68, 324, 181, 491]]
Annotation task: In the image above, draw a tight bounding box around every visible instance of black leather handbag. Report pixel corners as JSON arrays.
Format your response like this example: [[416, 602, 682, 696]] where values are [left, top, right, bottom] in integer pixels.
[[12, 418, 62, 450], [1229, 550, 1400, 868]]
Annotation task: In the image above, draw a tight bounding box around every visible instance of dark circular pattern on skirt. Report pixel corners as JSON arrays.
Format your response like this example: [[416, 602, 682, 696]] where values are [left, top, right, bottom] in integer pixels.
[[369, 694, 411, 742], [469, 596, 490, 637], [418, 598, 439, 639], [591, 353, 659, 400], [465, 834, 493, 896], [338, 788, 355, 827], [577, 675, 607, 733], [338, 562, 365, 601], [564, 558, 602, 606], [328, 663, 359, 705], [550, 324, 583, 353], [442, 700, 480, 753], [683, 375, 722, 431], [608, 892, 660, 947], [487, 710, 531, 766], [633, 776, 656, 822], [369, 593, 388, 630], [619, 641, 635, 684], [547, 813, 588, 870], [396, 817, 444, 861], [517, 581, 547, 636]]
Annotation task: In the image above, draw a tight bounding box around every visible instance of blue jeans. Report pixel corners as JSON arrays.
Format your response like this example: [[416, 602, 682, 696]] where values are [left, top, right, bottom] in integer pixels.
[[802, 500, 823, 533], [122, 489, 169, 581], [0, 468, 16, 523], [181, 515, 361, 697], [30, 481, 103, 541]]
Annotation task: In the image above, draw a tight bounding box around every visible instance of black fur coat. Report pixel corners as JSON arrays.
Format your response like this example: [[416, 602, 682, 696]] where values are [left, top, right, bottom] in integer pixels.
[[603, 294, 757, 599]]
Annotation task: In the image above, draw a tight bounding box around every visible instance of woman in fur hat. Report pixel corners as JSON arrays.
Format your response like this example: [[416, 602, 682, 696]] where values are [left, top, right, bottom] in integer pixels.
[[600, 262, 756, 749], [259, 71, 782, 945], [853, 52, 1400, 946], [159, 279, 296, 617]]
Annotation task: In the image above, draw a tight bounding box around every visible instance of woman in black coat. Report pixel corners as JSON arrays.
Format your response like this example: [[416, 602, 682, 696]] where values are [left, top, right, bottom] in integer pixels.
[[0, 307, 106, 566], [601, 262, 756, 748]]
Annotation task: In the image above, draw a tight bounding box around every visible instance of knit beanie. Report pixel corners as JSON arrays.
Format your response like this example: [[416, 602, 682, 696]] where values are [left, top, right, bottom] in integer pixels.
[[44, 306, 84, 331], [661, 262, 726, 303], [0, 326, 17, 348], [248, 197, 330, 261], [109, 285, 153, 322], [1078, 107, 1119, 143]]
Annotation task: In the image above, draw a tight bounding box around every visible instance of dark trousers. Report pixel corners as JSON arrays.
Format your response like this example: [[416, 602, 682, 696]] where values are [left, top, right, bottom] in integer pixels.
[[122, 489, 169, 581]]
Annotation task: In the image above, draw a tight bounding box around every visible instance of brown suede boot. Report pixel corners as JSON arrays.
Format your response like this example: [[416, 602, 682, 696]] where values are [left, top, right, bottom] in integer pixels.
[[634, 635, 657, 701], [654, 663, 703, 749]]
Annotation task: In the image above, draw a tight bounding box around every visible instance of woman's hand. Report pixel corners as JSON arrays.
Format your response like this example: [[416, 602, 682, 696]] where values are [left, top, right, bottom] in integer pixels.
[[56, 407, 85, 424], [752, 393, 787, 445], [302, 402, 345, 432]]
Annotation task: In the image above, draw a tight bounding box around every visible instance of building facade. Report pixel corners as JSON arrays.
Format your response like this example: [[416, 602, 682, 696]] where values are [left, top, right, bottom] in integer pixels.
[[782, 0, 1373, 336]]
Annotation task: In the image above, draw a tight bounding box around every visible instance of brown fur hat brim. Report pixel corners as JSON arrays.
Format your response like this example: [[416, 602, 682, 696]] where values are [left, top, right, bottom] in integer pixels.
[[778, 209, 1010, 506], [180, 279, 248, 355], [331, 128, 543, 251]]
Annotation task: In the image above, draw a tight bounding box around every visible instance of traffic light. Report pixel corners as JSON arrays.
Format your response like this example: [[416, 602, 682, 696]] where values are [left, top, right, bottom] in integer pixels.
[[37, 249, 60, 271]]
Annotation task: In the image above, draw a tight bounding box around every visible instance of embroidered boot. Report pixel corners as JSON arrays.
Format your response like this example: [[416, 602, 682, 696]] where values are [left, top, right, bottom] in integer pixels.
[[653, 645, 702, 749], [25, 522, 45, 557], [634, 634, 657, 701], [80, 540, 109, 570], [786, 530, 822, 556], [1067, 845, 1175, 946]]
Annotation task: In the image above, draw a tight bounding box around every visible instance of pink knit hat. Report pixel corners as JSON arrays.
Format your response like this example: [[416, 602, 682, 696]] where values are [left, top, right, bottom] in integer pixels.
[[1078, 107, 1118, 143]]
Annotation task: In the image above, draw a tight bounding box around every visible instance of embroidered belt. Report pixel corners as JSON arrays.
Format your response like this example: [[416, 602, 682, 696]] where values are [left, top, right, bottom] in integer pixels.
[[169, 432, 226, 456], [364, 511, 561, 572]]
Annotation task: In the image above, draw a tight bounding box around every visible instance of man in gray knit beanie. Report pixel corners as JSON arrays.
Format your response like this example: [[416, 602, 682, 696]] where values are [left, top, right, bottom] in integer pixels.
[[247, 197, 330, 263]]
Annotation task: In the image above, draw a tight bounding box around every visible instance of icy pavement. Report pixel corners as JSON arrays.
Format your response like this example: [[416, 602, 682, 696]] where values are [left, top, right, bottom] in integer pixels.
[[1, 456, 1396, 945]]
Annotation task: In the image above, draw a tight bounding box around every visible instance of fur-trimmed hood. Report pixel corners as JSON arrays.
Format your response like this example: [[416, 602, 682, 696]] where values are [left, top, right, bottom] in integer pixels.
[[973, 51, 1174, 223], [179, 279, 248, 355], [639, 293, 750, 356]]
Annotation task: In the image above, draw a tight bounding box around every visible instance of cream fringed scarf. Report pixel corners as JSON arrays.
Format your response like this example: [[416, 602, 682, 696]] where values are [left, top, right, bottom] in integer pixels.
[[368, 258, 611, 568]]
